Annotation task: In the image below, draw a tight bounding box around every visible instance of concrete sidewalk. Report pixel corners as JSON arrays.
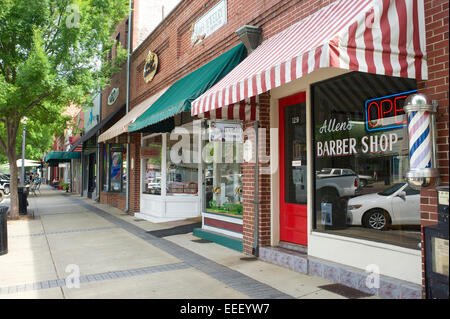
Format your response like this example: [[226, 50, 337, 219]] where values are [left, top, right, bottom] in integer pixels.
[[0, 185, 377, 299]]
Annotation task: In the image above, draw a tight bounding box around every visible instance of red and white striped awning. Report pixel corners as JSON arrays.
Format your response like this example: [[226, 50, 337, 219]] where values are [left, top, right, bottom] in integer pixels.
[[197, 96, 259, 121], [191, 0, 427, 117]]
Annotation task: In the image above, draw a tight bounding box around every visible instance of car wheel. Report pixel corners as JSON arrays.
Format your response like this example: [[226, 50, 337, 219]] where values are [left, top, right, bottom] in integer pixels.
[[3, 186, 9, 195], [364, 209, 390, 230], [360, 179, 367, 187]]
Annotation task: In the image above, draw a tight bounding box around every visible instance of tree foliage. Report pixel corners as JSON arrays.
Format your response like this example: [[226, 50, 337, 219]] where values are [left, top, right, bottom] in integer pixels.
[[0, 0, 129, 218]]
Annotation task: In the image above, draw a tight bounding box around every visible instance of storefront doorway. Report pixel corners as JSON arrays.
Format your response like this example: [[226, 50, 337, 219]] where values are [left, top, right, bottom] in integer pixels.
[[279, 92, 308, 246]]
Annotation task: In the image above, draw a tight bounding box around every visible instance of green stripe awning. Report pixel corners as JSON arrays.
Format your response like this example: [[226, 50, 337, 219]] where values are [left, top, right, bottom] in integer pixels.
[[128, 43, 247, 132]]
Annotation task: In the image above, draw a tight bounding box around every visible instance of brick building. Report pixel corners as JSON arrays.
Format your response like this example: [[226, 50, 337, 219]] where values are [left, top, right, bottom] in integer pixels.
[[95, 0, 448, 298]]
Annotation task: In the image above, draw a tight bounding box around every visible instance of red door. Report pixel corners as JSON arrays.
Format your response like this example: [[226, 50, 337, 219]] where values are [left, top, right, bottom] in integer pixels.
[[279, 92, 308, 246]]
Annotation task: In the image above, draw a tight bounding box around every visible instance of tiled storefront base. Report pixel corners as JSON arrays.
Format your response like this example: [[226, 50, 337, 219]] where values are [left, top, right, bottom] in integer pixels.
[[259, 246, 422, 299]]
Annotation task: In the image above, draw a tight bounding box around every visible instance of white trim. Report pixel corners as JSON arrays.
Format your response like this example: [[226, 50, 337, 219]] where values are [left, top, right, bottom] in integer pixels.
[[202, 225, 243, 239], [202, 212, 243, 225], [310, 231, 421, 256]]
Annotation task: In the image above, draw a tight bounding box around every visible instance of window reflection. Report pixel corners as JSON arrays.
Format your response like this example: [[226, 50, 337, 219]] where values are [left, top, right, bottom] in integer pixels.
[[313, 72, 420, 250]]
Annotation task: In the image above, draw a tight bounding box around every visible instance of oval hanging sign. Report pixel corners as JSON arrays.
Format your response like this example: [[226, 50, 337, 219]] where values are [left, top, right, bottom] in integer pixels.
[[143, 51, 158, 83], [107, 88, 119, 106]]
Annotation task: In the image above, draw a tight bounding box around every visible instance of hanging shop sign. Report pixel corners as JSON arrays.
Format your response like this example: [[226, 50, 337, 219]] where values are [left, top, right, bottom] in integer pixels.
[[190, 0, 227, 46], [143, 51, 158, 83], [365, 90, 417, 132], [209, 121, 243, 142], [107, 88, 120, 106]]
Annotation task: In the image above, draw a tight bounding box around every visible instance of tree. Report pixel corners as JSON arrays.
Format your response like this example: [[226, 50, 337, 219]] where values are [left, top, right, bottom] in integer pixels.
[[0, 0, 129, 219]]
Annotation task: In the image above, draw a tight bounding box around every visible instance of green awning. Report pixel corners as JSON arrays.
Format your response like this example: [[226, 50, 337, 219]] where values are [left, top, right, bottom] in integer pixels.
[[128, 43, 247, 132], [64, 151, 81, 160], [45, 151, 81, 163]]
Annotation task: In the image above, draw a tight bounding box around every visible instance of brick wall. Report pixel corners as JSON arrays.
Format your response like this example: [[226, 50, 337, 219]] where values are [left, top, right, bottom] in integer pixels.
[[128, 0, 335, 111], [101, 16, 129, 122], [418, 0, 449, 296], [129, 132, 141, 213], [242, 93, 272, 255]]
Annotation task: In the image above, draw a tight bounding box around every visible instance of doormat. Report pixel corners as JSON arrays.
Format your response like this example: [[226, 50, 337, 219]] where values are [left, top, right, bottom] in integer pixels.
[[147, 222, 202, 238], [318, 283, 373, 299]]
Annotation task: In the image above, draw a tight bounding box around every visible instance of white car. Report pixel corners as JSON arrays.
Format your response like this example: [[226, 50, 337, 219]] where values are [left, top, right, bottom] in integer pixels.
[[346, 182, 420, 230]]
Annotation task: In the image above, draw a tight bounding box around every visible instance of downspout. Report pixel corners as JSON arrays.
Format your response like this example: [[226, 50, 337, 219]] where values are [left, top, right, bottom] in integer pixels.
[[125, 0, 132, 213], [235, 25, 263, 258], [252, 120, 260, 257]]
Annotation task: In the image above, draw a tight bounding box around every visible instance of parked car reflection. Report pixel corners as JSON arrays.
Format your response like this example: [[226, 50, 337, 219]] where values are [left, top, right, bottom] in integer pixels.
[[347, 182, 420, 230]]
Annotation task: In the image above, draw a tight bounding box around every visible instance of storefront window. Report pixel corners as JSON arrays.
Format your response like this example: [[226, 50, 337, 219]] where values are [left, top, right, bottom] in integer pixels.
[[166, 133, 198, 196], [312, 71, 420, 250], [204, 121, 243, 216], [142, 135, 162, 195], [109, 144, 126, 193]]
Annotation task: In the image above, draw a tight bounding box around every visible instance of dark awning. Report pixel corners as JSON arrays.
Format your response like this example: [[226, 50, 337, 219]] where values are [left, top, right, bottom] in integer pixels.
[[128, 43, 247, 133], [68, 103, 126, 152], [45, 151, 81, 163]]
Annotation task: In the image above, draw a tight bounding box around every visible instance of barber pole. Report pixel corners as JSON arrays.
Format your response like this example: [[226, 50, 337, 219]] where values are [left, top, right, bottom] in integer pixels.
[[408, 111, 432, 170], [404, 93, 440, 189]]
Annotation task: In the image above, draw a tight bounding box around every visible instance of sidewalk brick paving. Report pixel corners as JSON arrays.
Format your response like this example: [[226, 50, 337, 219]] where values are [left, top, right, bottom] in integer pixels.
[[0, 186, 349, 299]]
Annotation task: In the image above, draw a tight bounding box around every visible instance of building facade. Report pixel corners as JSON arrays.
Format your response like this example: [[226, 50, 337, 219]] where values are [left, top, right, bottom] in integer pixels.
[[91, 0, 448, 298]]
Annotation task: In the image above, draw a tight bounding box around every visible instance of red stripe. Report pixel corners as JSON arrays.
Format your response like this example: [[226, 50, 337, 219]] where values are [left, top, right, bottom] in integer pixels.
[[270, 66, 276, 90], [347, 21, 359, 70], [204, 217, 243, 233], [260, 71, 267, 93], [280, 62, 286, 86], [396, 0, 408, 77], [251, 75, 258, 97], [250, 101, 256, 121], [290, 56, 297, 81], [302, 52, 309, 76], [239, 100, 246, 120], [314, 45, 323, 70], [412, 0, 423, 79], [329, 35, 341, 67], [363, 9, 376, 74], [380, 0, 393, 76], [227, 104, 234, 119], [216, 108, 222, 119]]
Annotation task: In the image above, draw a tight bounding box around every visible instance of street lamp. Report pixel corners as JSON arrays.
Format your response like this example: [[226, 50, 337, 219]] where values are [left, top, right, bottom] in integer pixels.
[[20, 117, 28, 187]]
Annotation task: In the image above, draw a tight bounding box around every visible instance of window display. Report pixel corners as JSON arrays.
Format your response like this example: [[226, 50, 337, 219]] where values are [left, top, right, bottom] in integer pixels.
[[142, 135, 162, 195], [312, 71, 420, 250], [109, 145, 126, 193], [166, 133, 198, 196], [204, 121, 244, 217]]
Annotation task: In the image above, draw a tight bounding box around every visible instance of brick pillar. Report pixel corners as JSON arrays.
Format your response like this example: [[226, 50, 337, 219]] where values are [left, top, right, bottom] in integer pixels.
[[242, 93, 272, 255], [418, 0, 449, 297], [129, 132, 141, 213]]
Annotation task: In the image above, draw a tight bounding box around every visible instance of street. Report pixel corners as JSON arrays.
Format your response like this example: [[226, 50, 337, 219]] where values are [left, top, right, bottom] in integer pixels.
[[0, 186, 371, 299]]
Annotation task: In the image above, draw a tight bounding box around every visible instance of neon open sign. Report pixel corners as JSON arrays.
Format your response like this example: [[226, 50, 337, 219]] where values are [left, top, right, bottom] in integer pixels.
[[365, 90, 417, 132]]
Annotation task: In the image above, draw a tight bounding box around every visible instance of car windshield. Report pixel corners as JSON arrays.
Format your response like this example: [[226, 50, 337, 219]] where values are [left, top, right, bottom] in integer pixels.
[[378, 182, 406, 196], [319, 169, 332, 174]]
